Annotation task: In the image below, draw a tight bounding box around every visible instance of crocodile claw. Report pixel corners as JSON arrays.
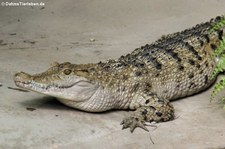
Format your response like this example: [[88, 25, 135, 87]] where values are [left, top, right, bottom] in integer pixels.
[[120, 117, 149, 132]]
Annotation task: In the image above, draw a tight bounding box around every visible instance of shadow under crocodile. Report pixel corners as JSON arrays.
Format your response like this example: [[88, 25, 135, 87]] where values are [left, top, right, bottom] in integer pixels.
[[19, 96, 121, 115]]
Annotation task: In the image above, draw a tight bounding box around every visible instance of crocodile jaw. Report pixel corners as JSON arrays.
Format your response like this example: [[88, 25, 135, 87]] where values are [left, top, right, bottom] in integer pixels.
[[14, 71, 98, 102]]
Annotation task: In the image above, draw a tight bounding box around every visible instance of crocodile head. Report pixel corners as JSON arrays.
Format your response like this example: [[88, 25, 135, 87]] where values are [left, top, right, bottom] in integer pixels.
[[14, 62, 99, 102]]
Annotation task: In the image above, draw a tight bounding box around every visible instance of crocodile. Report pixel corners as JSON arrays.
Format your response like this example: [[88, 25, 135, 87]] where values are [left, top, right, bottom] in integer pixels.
[[14, 15, 225, 132]]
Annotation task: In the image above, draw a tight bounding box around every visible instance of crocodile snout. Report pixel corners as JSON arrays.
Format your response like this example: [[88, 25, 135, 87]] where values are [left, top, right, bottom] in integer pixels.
[[14, 72, 32, 84]]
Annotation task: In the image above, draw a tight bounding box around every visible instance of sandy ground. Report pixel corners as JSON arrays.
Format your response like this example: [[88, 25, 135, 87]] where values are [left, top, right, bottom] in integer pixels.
[[0, 0, 225, 148]]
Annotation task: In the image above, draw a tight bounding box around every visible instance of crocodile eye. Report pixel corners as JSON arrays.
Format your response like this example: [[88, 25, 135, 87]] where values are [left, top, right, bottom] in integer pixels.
[[63, 69, 72, 75]]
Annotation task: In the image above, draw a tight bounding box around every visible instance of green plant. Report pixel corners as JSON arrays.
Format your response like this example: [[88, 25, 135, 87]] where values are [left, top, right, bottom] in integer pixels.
[[210, 17, 225, 33], [211, 38, 225, 79], [210, 15, 225, 109], [211, 78, 225, 109]]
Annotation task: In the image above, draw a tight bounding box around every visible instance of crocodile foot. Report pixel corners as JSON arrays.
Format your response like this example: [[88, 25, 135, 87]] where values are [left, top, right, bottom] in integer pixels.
[[121, 116, 149, 133]]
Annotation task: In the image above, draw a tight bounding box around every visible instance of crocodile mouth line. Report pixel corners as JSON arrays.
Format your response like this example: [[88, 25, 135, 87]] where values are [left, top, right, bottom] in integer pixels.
[[14, 80, 76, 91], [15, 80, 91, 91]]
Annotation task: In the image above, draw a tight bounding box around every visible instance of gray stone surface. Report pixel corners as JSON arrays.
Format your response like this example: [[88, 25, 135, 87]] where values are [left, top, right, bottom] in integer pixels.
[[0, 0, 225, 148]]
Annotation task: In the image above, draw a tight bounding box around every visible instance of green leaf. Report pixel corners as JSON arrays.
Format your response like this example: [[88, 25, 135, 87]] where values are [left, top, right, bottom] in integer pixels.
[[211, 54, 225, 78], [211, 78, 225, 101]]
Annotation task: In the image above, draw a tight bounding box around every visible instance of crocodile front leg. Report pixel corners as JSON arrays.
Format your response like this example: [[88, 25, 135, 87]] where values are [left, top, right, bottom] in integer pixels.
[[121, 93, 174, 132]]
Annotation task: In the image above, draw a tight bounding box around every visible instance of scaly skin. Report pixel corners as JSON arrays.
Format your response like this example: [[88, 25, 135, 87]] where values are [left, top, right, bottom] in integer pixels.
[[14, 16, 225, 132]]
